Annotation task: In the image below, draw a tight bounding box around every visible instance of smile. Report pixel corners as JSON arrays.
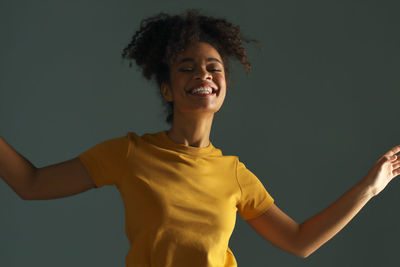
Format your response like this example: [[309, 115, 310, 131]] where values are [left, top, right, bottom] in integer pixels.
[[189, 92, 216, 97], [188, 86, 217, 96]]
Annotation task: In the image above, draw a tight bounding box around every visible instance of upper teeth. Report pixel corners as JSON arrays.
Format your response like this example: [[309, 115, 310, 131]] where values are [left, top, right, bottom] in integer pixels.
[[190, 87, 213, 94]]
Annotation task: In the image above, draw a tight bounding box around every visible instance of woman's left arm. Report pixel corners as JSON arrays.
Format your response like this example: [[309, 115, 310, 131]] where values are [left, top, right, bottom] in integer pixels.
[[246, 145, 400, 258]]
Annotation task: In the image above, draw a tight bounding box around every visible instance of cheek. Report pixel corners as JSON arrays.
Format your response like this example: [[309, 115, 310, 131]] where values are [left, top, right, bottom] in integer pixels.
[[217, 75, 227, 88], [172, 74, 189, 88], [167, 78, 181, 94]]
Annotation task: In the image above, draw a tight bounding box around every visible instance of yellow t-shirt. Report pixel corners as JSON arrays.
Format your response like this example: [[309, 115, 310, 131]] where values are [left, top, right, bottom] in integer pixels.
[[78, 131, 274, 267]]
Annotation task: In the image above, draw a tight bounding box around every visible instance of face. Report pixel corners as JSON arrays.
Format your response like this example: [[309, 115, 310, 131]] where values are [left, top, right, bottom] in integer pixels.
[[161, 42, 227, 119]]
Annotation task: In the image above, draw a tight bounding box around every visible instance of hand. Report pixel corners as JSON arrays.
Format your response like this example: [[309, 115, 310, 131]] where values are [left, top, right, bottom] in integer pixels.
[[362, 145, 400, 197]]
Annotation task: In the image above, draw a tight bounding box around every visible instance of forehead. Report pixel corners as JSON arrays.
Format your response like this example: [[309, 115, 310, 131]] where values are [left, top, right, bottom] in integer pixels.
[[174, 42, 223, 65]]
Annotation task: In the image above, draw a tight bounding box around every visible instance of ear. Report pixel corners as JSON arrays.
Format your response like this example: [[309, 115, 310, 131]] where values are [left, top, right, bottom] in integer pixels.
[[161, 82, 173, 102]]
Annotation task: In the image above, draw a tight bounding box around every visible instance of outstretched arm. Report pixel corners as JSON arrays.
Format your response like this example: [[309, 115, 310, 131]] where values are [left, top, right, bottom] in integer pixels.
[[0, 137, 96, 200], [246, 144, 400, 258]]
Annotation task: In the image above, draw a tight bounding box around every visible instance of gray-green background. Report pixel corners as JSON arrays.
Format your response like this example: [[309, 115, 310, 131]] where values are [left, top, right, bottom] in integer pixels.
[[1, 0, 399, 266]]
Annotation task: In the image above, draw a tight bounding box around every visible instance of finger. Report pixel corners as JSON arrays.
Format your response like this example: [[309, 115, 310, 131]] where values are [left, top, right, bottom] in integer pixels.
[[393, 168, 400, 176], [384, 145, 400, 157], [393, 162, 400, 169], [382, 154, 397, 162]]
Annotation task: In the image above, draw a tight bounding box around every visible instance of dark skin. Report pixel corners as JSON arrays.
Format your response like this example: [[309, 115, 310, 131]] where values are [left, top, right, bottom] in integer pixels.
[[2, 40, 397, 259], [161, 42, 226, 148], [160, 41, 400, 258]]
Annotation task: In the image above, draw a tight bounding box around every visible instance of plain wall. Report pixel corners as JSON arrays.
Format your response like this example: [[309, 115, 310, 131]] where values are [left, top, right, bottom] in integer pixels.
[[1, 0, 399, 266]]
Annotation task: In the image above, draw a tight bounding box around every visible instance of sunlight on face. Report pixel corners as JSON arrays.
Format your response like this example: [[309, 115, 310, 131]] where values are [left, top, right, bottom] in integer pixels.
[[162, 42, 227, 119]]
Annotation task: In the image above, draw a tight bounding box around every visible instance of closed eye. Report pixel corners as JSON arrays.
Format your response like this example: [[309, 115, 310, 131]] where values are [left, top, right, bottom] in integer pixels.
[[179, 69, 221, 72]]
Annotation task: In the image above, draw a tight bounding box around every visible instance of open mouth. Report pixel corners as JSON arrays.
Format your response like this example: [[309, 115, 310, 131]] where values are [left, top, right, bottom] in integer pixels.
[[188, 87, 218, 96]]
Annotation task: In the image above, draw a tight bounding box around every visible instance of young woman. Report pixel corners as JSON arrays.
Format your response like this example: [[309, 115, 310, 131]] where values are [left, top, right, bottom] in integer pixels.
[[1, 8, 399, 267]]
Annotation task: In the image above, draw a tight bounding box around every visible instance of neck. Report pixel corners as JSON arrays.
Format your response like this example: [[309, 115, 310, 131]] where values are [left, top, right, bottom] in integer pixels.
[[166, 111, 214, 148]]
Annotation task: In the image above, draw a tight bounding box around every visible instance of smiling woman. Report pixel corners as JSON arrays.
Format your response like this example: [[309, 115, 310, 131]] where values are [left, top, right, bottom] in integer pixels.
[[121, 9, 258, 126], [160, 42, 227, 132], [1, 7, 400, 267]]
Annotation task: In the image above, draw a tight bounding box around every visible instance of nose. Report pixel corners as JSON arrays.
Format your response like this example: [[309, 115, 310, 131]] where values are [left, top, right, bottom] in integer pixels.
[[194, 68, 212, 80]]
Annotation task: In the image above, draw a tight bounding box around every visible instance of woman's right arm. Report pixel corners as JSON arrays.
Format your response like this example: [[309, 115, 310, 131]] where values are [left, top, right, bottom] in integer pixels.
[[0, 137, 96, 200]]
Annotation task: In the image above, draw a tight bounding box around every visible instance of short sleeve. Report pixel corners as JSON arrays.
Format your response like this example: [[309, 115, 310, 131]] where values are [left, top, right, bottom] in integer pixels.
[[236, 160, 274, 220], [78, 134, 130, 188]]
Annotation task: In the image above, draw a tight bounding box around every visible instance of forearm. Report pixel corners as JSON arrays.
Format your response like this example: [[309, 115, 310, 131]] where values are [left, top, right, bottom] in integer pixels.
[[0, 137, 37, 199], [296, 179, 373, 257]]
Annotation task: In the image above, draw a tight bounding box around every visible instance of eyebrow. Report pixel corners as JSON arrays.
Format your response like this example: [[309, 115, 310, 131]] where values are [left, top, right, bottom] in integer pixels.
[[177, 57, 223, 65]]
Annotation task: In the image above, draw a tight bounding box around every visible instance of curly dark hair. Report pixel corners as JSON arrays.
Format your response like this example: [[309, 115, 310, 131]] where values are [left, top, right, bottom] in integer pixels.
[[121, 8, 261, 125]]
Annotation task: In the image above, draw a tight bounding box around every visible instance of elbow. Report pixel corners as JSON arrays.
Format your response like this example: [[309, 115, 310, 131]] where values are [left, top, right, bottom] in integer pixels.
[[293, 246, 317, 259], [281, 244, 312, 258], [290, 249, 310, 259], [9, 187, 32, 200], [19, 183, 36, 200], [20, 172, 38, 200], [291, 239, 317, 258], [295, 250, 312, 259], [20, 191, 33, 200], [291, 228, 319, 258], [21, 186, 39, 200]]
